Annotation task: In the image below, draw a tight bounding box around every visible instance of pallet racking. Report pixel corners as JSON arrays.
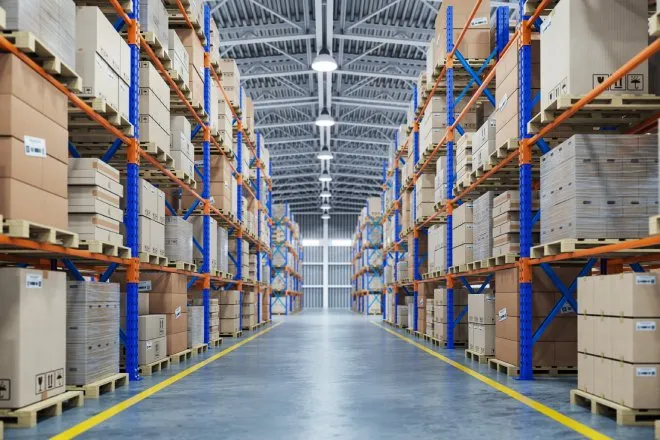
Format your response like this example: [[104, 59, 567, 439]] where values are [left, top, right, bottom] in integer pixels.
[[379, 0, 660, 380], [351, 199, 385, 316], [270, 203, 303, 316], [0, 0, 298, 381]]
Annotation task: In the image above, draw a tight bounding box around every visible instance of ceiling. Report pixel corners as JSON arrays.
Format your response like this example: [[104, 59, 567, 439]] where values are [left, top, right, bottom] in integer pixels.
[[211, 0, 520, 213]]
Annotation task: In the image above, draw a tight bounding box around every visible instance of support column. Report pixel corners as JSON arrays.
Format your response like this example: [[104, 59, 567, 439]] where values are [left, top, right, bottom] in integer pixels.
[[445, 5, 456, 349], [323, 218, 329, 308]]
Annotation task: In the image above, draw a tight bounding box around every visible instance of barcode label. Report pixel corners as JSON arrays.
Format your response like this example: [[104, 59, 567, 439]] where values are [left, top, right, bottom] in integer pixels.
[[636, 321, 657, 331], [498, 94, 508, 112], [26, 274, 43, 289], [146, 341, 153, 350], [175, 306, 182, 318], [636, 275, 656, 285], [471, 16, 488, 26], [138, 280, 152, 292], [636, 367, 656, 377], [24, 136, 47, 157], [498, 308, 507, 321]]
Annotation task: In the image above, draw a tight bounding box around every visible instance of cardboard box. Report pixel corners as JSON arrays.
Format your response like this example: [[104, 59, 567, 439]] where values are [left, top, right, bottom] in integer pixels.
[[219, 290, 240, 305], [611, 361, 660, 409], [68, 185, 121, 209], [69, 213, 120, 233], [165, 312, 187, 335], [76, 52, 119, 110], [472, 323, 495, 356], [138, 314, 166, 340], [68, 173, 123, 197], [149, 293, 187, 315], [0, 178, 68, 229], [220, 304, 240, 319], [495, 337, 555, 367], [609, 317, 660, 363], [138, 273, 187, 294], [138, 337, 167, 364], [76, 6, 121, 75], [452, 223, 474, 247], [0, 268, 66, 408], [120, 291, 149, 316], [219, 318, 240, 333], [468, 293, 496, 324], [594, 355, 613, 399], [577, 352, 595, 393], [495, 266, 583, 293], [150, 220, 165, 257]]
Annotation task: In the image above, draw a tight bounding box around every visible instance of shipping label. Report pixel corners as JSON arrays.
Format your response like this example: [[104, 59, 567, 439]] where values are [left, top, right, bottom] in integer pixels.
[[24, 136, 47, 158], [25, 274, 43, 289], [636, 367, 657, 377], [636, 275, 656, 285], [636, 321, 657, 331]]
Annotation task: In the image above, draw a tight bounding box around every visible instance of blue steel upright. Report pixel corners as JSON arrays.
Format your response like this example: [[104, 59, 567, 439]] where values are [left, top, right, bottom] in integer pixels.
[[518, 0, 534, 380], [268, 161, 274, 321], [393, 134, 401, 325], [445, 6, 456, 349], [125, 2, 141, 381], [381, 160, 387, 321], [256, 132, 262, 323], [202, 4, 212, 344], [412, 117, 420, 332], [237, 89, 244, 329]]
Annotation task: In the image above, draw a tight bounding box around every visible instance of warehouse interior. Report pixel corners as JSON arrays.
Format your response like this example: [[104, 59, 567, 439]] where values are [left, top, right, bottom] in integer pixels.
[[0, 0, 659, 438]]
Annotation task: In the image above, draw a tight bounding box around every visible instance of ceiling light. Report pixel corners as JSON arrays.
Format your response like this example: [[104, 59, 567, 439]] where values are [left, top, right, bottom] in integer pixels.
[[319, 169, 332, 182], [315, 107, 335, 127], [321, 213, 331, 220], [317, 144, 333, 161], [312, 47, 338, 72], [321, 203, 331, 210], [320, 189, 331, 198]]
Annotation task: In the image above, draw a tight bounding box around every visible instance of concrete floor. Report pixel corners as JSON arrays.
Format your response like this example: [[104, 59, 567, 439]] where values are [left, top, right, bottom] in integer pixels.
[[5, 310, 656, 439]]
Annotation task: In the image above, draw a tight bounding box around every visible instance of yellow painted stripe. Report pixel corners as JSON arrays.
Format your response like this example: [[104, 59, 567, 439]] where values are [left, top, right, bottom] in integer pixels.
[[371, 321, 610, 440], [51, 322, 283, 440]]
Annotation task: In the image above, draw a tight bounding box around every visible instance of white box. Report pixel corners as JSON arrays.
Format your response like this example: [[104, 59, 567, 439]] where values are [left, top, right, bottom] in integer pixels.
[[75, 6, 121, 76]]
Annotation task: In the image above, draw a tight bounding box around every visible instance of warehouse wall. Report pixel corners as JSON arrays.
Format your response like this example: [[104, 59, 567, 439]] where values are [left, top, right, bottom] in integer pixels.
[[297, 214, 358, 309]]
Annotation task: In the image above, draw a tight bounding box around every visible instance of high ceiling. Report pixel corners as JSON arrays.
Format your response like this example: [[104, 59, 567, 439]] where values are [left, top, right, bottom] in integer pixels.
[[212, 0, 519, 213]]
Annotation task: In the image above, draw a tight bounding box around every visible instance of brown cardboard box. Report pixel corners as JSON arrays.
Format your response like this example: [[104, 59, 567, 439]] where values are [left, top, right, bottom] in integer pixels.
[[453, 223, 474, 246], [219, 290, 240, 305], [577, 352, 595, 393], [243, 292, 257, 304], [472, 323, 495, 356], [495, 291, 558, 318], [610, 317, 660, 363], [468, 293, 496, 324], [167, 331, 188, 355], [594, 356, 613, 399], [577, 315, 595, 354], [435, 0, 491, 31], [497, 316, 576, 342], [120, 291, 150, 317], [495, 337, 554, 366], [165, 312, 187, 335], [138, 315, 166, 340], [138, 337, 167, 364], [220, 304, 240, 319], [452, 203, 473, 226], [495, 267, 583, 293], [149, 293, 187, 315], [0, 178, 68, 229], [0, 268, 67, 408], [593, 316, 612, 359], [554, 341, 577, 367], [220, 318, 240, 333], [611, 361, 660, 409], [140, 273, 187, 294], [611, 273, 660, 318]]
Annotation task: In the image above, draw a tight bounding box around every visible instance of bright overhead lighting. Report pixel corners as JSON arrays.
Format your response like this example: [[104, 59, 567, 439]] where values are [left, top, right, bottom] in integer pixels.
[[321, 203, 331, 210], [321, 213, 331, 220], [317, 144, 333, 160], [315, 107, 335, 127], [320, 189, 331, 198], [319, 169, 332, 182], [312, 47, 338, 72]]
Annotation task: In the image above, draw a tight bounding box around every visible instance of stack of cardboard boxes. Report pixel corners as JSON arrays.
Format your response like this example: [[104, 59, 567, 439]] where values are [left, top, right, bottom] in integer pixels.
[[75, 6, 130, 122], [170, 115, 196, 180], [183, 155, 235, 215], [455, 132, 473, 189], [472, 118, 496, 173], [420, 97, 478, 158], [242, 291, 257, 329], [139, 61, 171, 156], [192, 216, 218, 271], [168, 29, 189, 86], [414, 173, 435, 222], [175, 28, 204, 109], [495, 267, 580, 368], [210, 298, 220, 340], [577, 272, 660, 409], [468, 292, 496, 356], [229, 240, 249, 279], [66, 282, 120, 385], [219, 290, 241, 334], [218, 226, 229, 275], [434, 156, 447, 207], [452, 203, 474, 267], [473, 191, 493, 261], [428, 223, 446, 274], [433, 287, 468, 343], [0, 53, 69, 229], [144, 273, 188, 356], [134, 178, 165, 258], [218, 58, 241, 110], [491, 191, 539, 257], [426, 302, 434, 337], [68, 159, 124, 246], [187, 305, 204, 347], [137, 314, 167, 365], [139, 0, 169, 49], [407, 233, 428, 281], [0, 268, 67, 409], [164, 216, 193, 264]]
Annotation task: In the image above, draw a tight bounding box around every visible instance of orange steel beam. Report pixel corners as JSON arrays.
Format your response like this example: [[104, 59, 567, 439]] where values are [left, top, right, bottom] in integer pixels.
[[109, 0, 132, 24], [0, 236, 129, 265], [174, 0, 195, 32], [627, 113, 660, 134], [452, 149, 520, 203], [531, 235, 660, 265], [524, 0, 553, 28]]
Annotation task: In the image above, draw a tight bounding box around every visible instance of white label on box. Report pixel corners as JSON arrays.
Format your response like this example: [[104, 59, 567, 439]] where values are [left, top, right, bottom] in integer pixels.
[[636, 321, 657, 331], [25, 274, 43, 288], [636, 367, 657, 377], [470, 16, 488, 26], [636, 275, 656, 285], [498, 94, 508, 112], [146, 341, 153, 350], [498, 308, 507, 321], [139, 280, 152, 292], [24, 136, 47, 157], [175, 306, 182, 318]]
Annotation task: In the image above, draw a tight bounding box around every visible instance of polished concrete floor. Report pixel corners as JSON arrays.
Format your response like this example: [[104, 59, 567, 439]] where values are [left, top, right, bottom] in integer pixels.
[[5, 310, 656, 439]]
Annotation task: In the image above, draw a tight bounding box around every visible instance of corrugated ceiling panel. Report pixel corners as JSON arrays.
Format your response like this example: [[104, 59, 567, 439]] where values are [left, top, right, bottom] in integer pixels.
[[304, 246, 322, 263]]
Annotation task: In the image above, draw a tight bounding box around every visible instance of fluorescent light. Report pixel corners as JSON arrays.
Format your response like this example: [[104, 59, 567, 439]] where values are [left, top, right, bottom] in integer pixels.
[[321, 213, 330, 220], [317, 144, 333, 160], [330, 239, 352, 247], [319, 169, 332, 182], [315, 107, 335, 127], [321, 203, 331, 210], [302, 239, 321, 247], [320, 189, 331, 198], [312, 47, 338, 72]]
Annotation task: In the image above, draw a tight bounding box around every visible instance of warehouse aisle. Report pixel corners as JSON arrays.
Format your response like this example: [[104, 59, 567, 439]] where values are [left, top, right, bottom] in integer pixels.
[[8, 310, 653, 439]]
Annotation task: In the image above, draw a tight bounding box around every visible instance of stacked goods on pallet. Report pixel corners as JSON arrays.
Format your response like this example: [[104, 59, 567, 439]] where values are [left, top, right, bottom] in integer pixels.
[[187, 306, 203, 348], [209, 17, 221, 67], [210, 298, 220, 340], [452, 203, 474, 266], [468, 291, 495, 356], [218, 58, 241, 110], [164, 216, 193, 265], [192, 215, 218, 271], [262, 294, 270, 322], [415, 174, 435, 222], [495, 33, 539, 152], [396, 258, 408, 282], [426, 302, 434, 337], [183, 155, 236, 214], [432, 0, 491, 73], [75, 6, 130, 121], [229, 240, 249, 278], [0, 54, 69, 228], [473, 191, 493, 261], [143, 273, 188, 356], [66, 282, 120, 386], [242, 291, 257, 329], [433, 287, 468, 343], [400, 192, 411, 233], [139, 63, 170, 156], [495, 267, 581, 368], [540, 135, 658, 243], [0, 268, 66, 408], [168, 29, 189, 85], [1, 0, 75, 66], [218, 226, 229, 274], [139, 0, 168, 49], [171, 116, 195, 180], [428, 223, 447, 274], [68, 159, 123, 246], [407, 232, 428, 281], [577, 273, 660, 408], [420, 97, 478, 157], [397, 305, 409, 328], [216, 85, 233, 149], [219, 290, 241, 334], [175, 28, 204, 108], [137, 314, 167, 365], [131, 178, 166, 258], [455, 132, 473, 190], [491, 191, 539, 257], [472, 118, 496, 173], [540, 0, 648, 112], [434, 156, 447, 207]]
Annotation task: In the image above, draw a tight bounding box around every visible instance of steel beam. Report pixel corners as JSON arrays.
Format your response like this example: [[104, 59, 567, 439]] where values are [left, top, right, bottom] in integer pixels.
[[271, 172, 381, 180], [258, 121, 398, 130], [243, 69, 416, 82]]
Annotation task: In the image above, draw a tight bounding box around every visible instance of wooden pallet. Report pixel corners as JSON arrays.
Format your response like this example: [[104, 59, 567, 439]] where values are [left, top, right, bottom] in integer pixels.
[[66, 373, 128, 399], [530, 238, 659, 259], [69, 95, 132, 134], [429, 338, 466, 348], [2, 219, 79, 248], [242, 324, 259, 331], [1, 31, 81, 92], [570, 389, 660, 426], [465, 349, 492, 364], [486, 254, 518, 267], [488, 358, 577, 377], [138, 357, 170, 376], [528, 94, 660, 135], [650, 215, 660, 236], [167, 69, 192, 98], [171, 96, 208, 121], [78, 240, 131, 259], [209, 337, 223, 347], [140, 32, 172, 69], [169, 348, 192, 364], [139, 252, 169, 266], [219, 330, 243, 338], [448, 264, 469, 274], [140, 142, 176, 169], [167, 260, 197, 272], [142, 168, 196, 189], [0, 391, 84, 428], [191, 343, 208, 356]]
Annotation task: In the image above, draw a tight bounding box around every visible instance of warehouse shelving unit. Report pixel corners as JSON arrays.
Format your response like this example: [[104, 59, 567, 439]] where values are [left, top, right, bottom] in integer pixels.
[[270, 203, 303, 315], [350, 205, 385, 316], [380, 0, 660, 380], [0, 0, 282, 381]]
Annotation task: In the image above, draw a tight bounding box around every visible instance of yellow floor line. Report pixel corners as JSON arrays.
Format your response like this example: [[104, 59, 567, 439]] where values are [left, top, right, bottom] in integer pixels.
[[372, 321, 610, 440], [51, 322, 283, 440]]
